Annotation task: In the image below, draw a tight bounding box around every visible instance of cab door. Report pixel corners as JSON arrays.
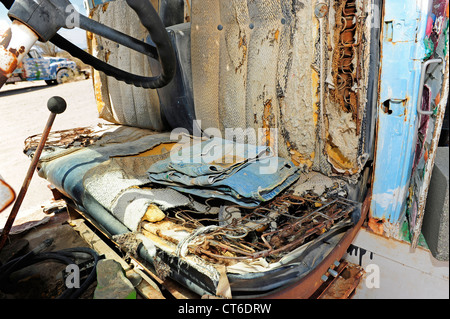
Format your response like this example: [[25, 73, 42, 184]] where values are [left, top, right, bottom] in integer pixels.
[[370, 0, 449, 244]]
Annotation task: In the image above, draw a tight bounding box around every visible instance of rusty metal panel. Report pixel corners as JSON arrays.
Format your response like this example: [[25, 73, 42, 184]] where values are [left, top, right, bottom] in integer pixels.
[[0, 25, 17, 86], [311, 261, 365, 299], [0, 21, 38, 89]]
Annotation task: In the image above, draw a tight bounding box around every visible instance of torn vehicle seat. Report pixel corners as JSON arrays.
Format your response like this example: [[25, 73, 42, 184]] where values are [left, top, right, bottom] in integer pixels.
[[25, 123, 363, 297]]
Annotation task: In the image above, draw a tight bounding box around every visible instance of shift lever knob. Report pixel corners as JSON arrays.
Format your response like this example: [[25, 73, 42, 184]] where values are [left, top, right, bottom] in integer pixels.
[[47, 96, 67, 114]]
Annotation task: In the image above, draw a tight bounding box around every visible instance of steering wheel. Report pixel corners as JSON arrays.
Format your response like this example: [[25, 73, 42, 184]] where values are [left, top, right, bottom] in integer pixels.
[[2, 0, 176, 89]]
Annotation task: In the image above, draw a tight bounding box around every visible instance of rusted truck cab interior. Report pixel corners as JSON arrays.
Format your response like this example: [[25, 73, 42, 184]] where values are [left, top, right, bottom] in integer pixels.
[[28, 0, 376, 298], [2, 0, 448, 299]]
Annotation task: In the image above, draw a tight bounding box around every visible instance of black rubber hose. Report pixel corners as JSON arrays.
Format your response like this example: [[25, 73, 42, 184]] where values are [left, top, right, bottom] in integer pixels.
[[0, 238, 54, 282], [55, 247, 100, 299], [0, 246, 100, 299]]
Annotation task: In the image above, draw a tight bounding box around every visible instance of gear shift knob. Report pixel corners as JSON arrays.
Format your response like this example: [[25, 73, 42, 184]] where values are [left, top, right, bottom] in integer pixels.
[[47, 96, 67, 114]]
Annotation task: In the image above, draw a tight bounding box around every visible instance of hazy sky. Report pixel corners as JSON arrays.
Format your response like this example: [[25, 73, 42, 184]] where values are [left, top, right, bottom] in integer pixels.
[[0, 0, 88, 49]]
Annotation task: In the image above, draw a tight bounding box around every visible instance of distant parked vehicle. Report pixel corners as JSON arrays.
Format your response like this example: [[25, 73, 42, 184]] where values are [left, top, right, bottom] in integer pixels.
[[6, 49, 78, 85]]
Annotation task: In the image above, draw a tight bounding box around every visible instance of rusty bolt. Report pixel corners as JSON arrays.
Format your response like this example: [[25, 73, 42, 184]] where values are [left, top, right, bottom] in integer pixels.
[[328, 268, 339, 277], [314, 3, 329, 18]]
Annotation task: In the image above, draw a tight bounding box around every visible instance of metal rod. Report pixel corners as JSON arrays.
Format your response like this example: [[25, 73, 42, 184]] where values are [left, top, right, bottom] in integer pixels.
[[0, 97, 66, 251]]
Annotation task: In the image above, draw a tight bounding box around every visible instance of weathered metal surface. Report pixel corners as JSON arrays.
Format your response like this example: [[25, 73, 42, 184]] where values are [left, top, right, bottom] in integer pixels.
[[332, 0, 360, 120], [0, 43, 18, 86], [0, 21, 38, 89], [0, 21, 14, 85], [310, 260, 365, 299], [370, 0, 436, 237], [24, 126, 100, 154]]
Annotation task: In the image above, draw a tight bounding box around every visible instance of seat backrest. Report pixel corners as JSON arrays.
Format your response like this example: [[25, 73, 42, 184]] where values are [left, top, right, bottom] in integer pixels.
[[90, 0, 375, 177], [190, 0, 375, 176]]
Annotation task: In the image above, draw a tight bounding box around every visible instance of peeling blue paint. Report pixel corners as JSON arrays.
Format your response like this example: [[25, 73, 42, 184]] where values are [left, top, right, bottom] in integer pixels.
[[371, 0, 431, 229]]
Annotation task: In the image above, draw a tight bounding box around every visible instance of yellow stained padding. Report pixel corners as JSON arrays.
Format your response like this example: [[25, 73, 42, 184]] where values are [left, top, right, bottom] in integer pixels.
[[325, 143, 358, 175], [142, 204, 166, 223]]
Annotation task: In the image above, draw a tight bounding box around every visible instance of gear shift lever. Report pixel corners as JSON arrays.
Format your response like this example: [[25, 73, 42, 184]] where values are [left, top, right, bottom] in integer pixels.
[[0, 96, 67, 251]]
